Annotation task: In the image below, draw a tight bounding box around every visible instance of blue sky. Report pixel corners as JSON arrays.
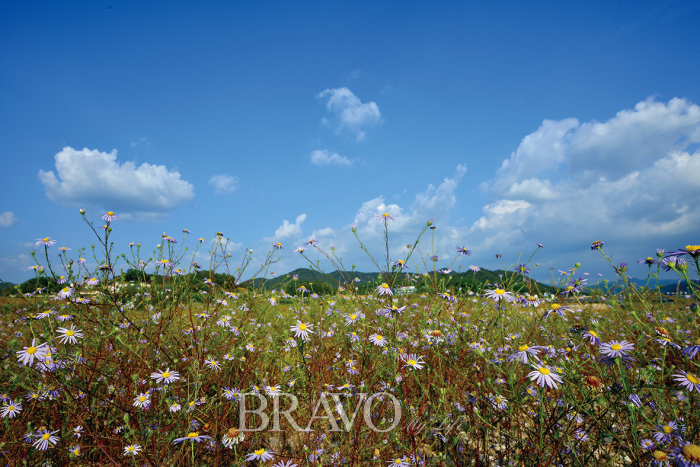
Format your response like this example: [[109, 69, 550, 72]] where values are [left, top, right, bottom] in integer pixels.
[[2, 0, 700, 285]]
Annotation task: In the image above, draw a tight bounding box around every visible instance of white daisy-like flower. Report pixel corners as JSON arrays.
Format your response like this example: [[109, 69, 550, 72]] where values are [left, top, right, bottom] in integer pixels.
[[57, 325, 83, 345], [290, 321, 313, 340], [150, 368, 181, 384], [369, 334, 387, 347]]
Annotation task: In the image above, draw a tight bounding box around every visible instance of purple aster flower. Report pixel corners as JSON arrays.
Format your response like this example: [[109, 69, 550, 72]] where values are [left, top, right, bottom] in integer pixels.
[[638, 257, 657, 265], [508, 344, 543, 364], [527, 363, 563, 389], [665, 245, 700, 259], [599, 340, 635, 358], [672, 442, 700, 467], [101, 211, 118, 222], [376, 283, 393, 296], [439, 291, 457, 303], [469, 265, 480, 272], [246, 448, 275, 462], [173, 432, 213, 444], [484, 288, 514, 302], [376, 213, 395, 222], [85, 277, 100, 286], [591, 241, 604, 250], [272, 242, 283, 249], [673, 371, 700, 393], [35, 237, 56, 247], [640, 439, 655, 451], [57, 287, 75, 300], [652, 420, 684, 445], [514, 264, 531, 275], [537, 243, 544, 248], [681, 340, 700, 360], [661, 255, 686, 271], [543, 303, 572, 319], [305, 238, 317, 246], [456, 246, 471, 256]]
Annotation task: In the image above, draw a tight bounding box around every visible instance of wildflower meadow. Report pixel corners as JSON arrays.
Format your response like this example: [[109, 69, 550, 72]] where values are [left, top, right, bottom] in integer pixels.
[[1, 210, 699, 467]]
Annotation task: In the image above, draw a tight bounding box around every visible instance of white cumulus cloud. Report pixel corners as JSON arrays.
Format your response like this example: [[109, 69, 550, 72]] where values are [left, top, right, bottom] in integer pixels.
[[317, 87, 382, 141], [38, 147, 194, 216], [470, 97, 700, 273], [209, 174, 237, 194], [0, 212, 18, 228], [274, 214, 307, 240], [310, 150, 351, 166]]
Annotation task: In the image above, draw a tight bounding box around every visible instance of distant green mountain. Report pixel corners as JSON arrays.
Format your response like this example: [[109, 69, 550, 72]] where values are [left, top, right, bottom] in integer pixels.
[[250, 267, 556, 294], [603, 277, 699, 295]]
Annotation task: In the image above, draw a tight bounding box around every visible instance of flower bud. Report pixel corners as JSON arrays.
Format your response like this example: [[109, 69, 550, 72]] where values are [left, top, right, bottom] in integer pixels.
[[79, 208, 85, 215]]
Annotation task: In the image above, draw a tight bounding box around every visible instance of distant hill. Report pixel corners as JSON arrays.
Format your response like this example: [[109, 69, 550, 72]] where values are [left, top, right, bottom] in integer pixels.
[[250, 267, 556, 294], [605, 277, 699, 294]]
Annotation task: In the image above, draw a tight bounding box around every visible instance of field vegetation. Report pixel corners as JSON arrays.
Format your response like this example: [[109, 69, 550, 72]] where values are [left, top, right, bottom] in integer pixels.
[[1, 211, 699, 466]]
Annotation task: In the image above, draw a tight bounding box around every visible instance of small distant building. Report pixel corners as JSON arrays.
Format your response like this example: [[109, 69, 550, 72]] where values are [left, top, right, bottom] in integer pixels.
[[392, 286, 415, 295]]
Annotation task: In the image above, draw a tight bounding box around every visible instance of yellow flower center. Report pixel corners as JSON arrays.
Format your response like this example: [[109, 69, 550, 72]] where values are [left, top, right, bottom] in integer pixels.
[[687, 373, 700, 384], [42, 433, 50, 441], [138, 396, 147, 402], [551, 304, 561, 310], [43, 237, 49, 242], [494, 396, 503, 404], [162, 372, 170, 378], [188, 432, 199, 438], [518, 345, 529, 351], [663, 425, 674, 434], [381, 283, 389, 288], [685, 245, 700, 253], [495, 289, 505, 295], [62, 287, 70, 293], [647, 257, 653, 261], [375, 335, 383, 341], [589, 331, 598, 337], [653, 451, 668, 461], [66, 330, 74, 336], [127, 446, 135, 452], [682, 444, 700, 463], [408, 359, 417, 366], [107, 211, 114, 216], [8, 405, 14, 411], [255, 449, 266, 455], [27, 346, 36, 355], [350, 314, 357, 320], [298, 324, 307, 331], [539, 367, 550, 375], [611, 344, 622, 351]]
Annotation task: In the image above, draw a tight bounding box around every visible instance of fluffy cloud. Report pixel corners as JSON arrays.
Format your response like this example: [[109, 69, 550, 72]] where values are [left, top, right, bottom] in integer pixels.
[[471, 97, 700, 273], [0, 212, 18, 228], [39, 147, 194, 216], [274, 214, 307, 240], [209, 174, 237, 194], [317, 87, 382, 141], [267, 165, 469, 274], [310, 149, 351, 166]]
